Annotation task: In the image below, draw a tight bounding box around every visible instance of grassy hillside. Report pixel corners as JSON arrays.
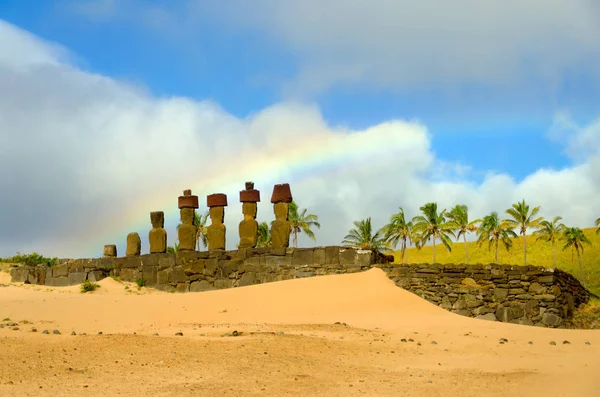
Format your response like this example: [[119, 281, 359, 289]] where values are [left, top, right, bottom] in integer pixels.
[[394, 228, 600, 296]]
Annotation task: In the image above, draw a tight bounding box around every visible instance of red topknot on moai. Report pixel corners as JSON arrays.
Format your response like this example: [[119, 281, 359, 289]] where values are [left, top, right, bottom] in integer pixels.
[[238, 182, 260, 249], [206, 193, 228, 250], [270, 183, 292, 248], [178, 189, 199, 251]]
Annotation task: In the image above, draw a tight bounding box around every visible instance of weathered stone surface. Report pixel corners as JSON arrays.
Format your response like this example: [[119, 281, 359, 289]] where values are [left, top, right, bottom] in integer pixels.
[[175, 283, 189, 293], [265, 255, 292, 267], [190, 280, 215, 292], [292, 249, 314, 266], [538, 275, 554, 284], [169, 268, 187, 283], [178, 223, 197, 251], [149, 211, 167, 254], [88, 271, 106, 283], [207, 206, 226, 250], [207, 193, 228, 207], [494, 288, 508, 300], [355, 250, 373, 267], [542, 312, 562, 327], [53, 264, 69, 277], [270, 183, 292, 203], [528, 282, 546, 295], [339, 249, 357, 267], [46, 277, 71, 287], [126, 233, 141, 256], [103, 245, 117, 258], [238, 272, 255, 287], [271, 202, 291, 248], [238, 202, 258, 249], [68, 272, 87, 284], [178, 190, 199, 209], [476, 313, 497, 321]]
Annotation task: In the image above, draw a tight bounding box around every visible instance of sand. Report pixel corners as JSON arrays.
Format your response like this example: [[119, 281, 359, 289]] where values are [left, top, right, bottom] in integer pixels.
[[0, 268, 598, 397]]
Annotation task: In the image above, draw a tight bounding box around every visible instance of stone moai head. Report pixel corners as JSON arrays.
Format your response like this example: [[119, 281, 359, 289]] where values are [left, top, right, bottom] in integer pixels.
[[240, 181, 260, 218], [207, 193, 228, 223], [178, 189, 199, 225], [271, 183, 292, 220], [150, 211, 164, 229]]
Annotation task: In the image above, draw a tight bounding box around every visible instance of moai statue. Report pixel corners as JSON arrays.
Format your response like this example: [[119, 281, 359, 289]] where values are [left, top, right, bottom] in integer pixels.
[[270, 183, 292, 248], [103, 244, 117, 257], [149, 211, 167, 253], [238, 181, 260, 249], [126, 232, 141, 256], [206, 193, 228, 250], [178, 189, 199, 251]]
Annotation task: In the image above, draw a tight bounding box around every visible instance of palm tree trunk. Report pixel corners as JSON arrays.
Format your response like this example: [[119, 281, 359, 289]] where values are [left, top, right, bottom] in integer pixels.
[[552, 241, 557, 269], [523, 232, 527, 266], [402, 239, 407, 264], [495, 239, 499, 264], [463, 234, 469, 264], [432, 235, 437, 264], [577, 250, 586, 288], [294, 230, 298, 248]]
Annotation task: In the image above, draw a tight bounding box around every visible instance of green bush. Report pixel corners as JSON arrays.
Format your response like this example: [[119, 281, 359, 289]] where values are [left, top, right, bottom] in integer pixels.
[[0, 252, 58, 267], [134, 277, 145, 289], [81, 280, 100, 293]]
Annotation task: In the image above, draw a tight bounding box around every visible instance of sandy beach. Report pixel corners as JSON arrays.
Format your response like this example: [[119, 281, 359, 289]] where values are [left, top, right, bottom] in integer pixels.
[[0, 268, 598, 397]]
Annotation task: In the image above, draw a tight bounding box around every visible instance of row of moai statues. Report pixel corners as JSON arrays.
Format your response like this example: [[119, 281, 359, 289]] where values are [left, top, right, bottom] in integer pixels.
[[103, 182, 294, 257]]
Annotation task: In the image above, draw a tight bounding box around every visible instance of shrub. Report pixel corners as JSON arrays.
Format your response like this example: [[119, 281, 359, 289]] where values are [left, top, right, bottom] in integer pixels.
[[81, 280, 100, 293], [134, 277, 145, 289], [0, 252, 58, 267]]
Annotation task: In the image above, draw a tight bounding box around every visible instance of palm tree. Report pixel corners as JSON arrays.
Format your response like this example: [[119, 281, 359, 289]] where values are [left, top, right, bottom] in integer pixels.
[[476, 212, 517, 264], [532, 216, 566, 269], [382, 207, 414, 264], [505, 199, 543, 266], [256, 221, 271, 248], [166, 241, 180, 253], [194, 210, 209, 250], [288, 201, 320, 248], [411, 202, 455, 263], [596, 217, 600, 234], [562, 227, 592, 288], [447, 204, 480, 264], [342, 217, 389, 252]]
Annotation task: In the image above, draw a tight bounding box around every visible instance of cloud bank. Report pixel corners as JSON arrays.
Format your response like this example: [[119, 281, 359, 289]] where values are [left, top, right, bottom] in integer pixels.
[[0, 19, 599, 258]]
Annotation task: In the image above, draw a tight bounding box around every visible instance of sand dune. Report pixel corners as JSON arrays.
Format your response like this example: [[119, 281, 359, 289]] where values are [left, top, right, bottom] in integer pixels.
[[1, 267, 599, 396]]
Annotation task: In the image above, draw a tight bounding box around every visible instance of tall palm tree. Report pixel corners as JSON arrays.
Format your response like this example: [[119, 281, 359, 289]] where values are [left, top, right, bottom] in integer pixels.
[[476, 212, 517, 264], [342, 217, 389, 252], [288, 201, 320, 248], [532, 216, 566, 269], [256, 221, 271, 248], [447, 204, 480, 264], [194, 210, 209, 250], [505, 199, 543, 266], [411, 202, 455, 263], [562, 227, 592, 288], [596, 217, 600, 235], [382, 207, 414, 264]]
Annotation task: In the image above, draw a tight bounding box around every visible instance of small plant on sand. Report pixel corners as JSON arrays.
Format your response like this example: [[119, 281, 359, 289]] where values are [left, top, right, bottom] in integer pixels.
[[124, 285, 129, 290], [80, 280, 100, 293], [2, 317, 10, 322], [134, 277, 145, 289], [110, 275, 123, 283]]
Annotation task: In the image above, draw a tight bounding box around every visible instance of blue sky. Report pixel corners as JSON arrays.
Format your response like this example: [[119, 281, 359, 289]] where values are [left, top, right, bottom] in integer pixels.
[[1, 0, 599, 256], [4, 0, 594, 181]]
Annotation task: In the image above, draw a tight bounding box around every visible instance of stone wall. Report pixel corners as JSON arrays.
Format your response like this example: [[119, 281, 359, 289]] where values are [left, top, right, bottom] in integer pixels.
[[383, 263, 592, 328], [9, 249, 593, 328]]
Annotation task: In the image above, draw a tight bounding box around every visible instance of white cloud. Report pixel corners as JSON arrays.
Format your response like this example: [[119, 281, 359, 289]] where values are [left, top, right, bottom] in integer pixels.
[[0, 20, 599, 258], [185, 0, 600, 96]]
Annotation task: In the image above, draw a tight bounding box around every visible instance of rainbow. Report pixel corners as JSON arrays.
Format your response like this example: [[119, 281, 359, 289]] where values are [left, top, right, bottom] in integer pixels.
[[83, 120, 428, 256]]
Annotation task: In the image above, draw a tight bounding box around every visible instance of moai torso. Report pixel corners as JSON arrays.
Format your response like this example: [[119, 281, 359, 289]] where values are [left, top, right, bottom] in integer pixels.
[[149, 211, 167, 253], [207, 193, 227, 250], [238, 182, 260, 249], [177, 189, 199, 251], [126, 232, 141, 256], [103, 244, 117, 257], [270, 183, 293, 248]]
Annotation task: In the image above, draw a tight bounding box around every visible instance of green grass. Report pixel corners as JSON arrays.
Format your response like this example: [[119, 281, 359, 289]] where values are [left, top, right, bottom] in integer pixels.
[[394, 228, 600, 296], [80, 280, 100, 293]]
